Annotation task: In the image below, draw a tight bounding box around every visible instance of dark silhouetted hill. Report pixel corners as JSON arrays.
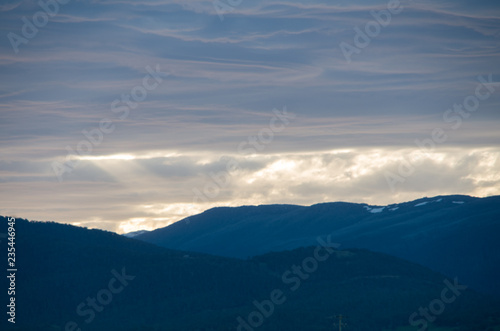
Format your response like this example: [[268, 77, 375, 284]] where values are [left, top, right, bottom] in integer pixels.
[[1, 216, 499, 330]]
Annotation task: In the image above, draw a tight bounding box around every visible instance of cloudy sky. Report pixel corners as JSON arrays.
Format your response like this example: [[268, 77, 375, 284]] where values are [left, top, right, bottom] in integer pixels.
[[0, 0, 499, 233]]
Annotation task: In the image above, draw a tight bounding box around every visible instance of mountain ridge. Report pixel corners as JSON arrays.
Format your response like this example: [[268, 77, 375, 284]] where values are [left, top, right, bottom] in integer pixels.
[[135, 195, 500, 296]]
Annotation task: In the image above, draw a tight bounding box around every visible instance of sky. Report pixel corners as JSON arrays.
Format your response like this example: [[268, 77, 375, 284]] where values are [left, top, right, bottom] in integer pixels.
[[0, 0, 499, 233]]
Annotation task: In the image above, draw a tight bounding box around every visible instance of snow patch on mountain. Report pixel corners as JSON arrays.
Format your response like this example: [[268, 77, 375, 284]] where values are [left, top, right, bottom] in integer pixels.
[[364, 206, 385, 213], [415, 198, 443, 207], [415, 202, 429, 207]]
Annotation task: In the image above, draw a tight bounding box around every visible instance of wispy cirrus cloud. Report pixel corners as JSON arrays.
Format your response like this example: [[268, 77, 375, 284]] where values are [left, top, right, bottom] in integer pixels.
[[0, 0, 499, 232]]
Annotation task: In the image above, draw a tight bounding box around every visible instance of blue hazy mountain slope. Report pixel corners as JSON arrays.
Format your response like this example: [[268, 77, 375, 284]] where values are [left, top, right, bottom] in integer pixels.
[[136, 195, 500, 296]]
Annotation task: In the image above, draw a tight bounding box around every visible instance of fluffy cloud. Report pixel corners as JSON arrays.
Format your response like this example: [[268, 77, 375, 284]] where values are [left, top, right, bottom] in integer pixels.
[[1, 147, 499, 233]]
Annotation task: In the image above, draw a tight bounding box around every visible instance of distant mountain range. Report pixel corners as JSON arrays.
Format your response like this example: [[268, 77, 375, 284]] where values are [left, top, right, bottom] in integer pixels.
[[2, 216, 499, 330], [134, 195, 500, 297], [122, 229, 149, 238]]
